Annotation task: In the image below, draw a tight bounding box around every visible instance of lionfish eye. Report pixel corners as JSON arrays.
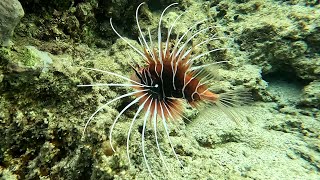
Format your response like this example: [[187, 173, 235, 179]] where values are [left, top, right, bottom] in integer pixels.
[[148, 83, 162, 98], [149, 84, 159, 92]]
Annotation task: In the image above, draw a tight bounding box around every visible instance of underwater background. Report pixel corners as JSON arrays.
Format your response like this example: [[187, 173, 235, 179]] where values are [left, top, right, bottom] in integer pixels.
[[0, 0, 319, 179]]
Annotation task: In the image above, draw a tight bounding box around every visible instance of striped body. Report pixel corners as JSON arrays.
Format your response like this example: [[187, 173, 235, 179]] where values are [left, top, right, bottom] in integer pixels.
[[131, 48, 219, 119]]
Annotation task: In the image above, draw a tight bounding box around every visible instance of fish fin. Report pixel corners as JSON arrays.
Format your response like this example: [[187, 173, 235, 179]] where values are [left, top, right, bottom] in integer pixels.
[[214, 89, 253, 125]]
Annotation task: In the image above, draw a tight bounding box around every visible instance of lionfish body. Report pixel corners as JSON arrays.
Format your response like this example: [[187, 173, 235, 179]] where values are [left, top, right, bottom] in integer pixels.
[[131, 46, 219, 119], [79, 2, 249, 178]]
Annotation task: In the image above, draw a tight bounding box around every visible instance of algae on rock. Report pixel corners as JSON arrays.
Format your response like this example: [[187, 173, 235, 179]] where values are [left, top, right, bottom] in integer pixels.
[[1, 0, 320, 179]]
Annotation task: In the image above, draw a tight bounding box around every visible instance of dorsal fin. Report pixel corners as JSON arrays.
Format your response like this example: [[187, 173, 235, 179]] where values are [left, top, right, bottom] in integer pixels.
[[191, 65, 216, 83]]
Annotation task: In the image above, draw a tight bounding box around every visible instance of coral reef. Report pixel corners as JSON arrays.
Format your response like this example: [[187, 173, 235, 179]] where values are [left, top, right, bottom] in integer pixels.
[[0, 0, 319, 179]]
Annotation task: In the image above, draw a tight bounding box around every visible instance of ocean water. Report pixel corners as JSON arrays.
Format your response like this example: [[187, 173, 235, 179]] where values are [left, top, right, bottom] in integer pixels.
[[0, 0, 319, 179]]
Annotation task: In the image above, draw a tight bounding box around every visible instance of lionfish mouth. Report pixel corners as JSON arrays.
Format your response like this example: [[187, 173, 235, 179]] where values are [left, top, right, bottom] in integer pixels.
[[78, 2, 251, 178]]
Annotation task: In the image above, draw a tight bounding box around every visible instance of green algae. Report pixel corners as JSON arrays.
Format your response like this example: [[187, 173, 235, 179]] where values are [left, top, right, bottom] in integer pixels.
[[0, 0, 320, 179]]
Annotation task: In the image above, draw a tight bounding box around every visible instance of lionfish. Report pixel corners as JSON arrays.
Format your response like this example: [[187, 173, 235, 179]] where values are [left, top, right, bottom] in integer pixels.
[[79, 2, 250, 178]]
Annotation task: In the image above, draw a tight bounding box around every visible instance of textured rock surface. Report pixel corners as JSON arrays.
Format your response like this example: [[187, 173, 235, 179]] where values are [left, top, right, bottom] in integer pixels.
[[0, 0, 319, 179], [16, 0, 146, 46], [0, 0, 24, 46], [300, 81, 320, 108]]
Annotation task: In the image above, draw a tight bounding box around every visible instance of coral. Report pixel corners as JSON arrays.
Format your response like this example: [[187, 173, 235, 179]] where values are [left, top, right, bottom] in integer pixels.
[[233, 1, 320, 81], [16, 1, 98, 45], [0, 0, 320, 179], [0, 45, 101, 179]]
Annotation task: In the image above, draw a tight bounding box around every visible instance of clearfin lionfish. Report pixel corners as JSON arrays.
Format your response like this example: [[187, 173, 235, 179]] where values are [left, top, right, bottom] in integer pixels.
[[79, 2, 251, 178]]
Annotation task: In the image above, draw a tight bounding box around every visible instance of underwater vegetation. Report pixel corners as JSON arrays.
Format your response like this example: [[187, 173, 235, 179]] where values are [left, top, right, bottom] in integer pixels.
[[0, 0, 319, 179]]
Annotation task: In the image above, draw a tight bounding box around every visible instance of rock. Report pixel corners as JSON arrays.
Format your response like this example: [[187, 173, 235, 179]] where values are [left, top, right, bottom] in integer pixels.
[[0, 0, 24, 46], [299, 81, 320, 108], [25, 46, 53, 72]]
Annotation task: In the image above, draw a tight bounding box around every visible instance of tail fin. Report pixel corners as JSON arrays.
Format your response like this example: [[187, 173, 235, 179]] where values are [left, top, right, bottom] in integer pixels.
[[214, 89, 253, 124]]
